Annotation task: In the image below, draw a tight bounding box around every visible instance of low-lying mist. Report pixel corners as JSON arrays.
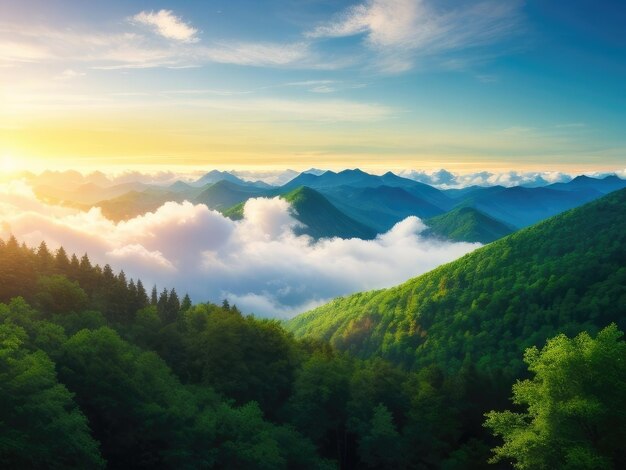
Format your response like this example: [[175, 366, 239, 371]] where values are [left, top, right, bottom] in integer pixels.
[[0, 181, 480, 318]]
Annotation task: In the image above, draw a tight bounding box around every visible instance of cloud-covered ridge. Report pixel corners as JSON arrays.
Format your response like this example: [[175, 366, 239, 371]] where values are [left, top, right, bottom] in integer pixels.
[[0, 181, 480, 318]]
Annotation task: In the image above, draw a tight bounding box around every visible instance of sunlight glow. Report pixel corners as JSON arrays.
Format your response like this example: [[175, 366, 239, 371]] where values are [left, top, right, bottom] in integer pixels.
[[1, 155, 17, 173]]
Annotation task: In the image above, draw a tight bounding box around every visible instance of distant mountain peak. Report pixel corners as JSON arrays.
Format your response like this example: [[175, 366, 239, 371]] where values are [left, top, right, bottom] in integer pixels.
[[302, 168, 327, 176]]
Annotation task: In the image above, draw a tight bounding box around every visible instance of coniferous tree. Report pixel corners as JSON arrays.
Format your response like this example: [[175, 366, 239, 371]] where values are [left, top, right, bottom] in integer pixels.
[[127, 279, 139, 316], [36, 241, 54, 274], [117, 271, 128, 289], [69, 254, 80, 280], [164, 289, 180, 323], [157, 288, 169, 320], [181, 294, 192, 312], [150, 285, 158, 306], [55, 247, 71, 275], [136, 279, 149, 309]]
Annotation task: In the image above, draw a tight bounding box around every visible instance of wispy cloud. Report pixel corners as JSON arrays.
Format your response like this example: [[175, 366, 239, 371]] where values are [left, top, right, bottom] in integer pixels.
[[307, 0, 523, 72], [282, 80, 338, 93], [197, 41, 309, 67], [131, 10, 199, 43], [399, 169, 576, 188], [0, 19, 310, 70]]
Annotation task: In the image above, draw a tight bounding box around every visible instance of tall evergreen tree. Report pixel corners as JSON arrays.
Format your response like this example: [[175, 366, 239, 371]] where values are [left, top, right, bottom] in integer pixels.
[[55, 247, 71, 275], [181, 294, 192, 312], [157, 288, 169, 320], [136, 279, 149, 308], [36, 241, 54, 274], [151, 286, 158, 306]]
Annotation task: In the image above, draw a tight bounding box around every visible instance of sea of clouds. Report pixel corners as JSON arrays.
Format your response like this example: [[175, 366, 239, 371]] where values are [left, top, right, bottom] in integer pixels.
[[0, 181, 480, 318]]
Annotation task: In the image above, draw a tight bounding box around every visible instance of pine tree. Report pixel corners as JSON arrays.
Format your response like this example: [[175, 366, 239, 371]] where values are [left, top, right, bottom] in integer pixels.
[[117, 271, 128, 289], [151, 286, 158, 305], [157, 288, 169, 320], [165, 289, 180, 323], [36, 241, 54, 274], [55, 247, 71, 274], [69, 254, 80, 279], [136, 280, 149, 308], [181, 294, 192, 312]]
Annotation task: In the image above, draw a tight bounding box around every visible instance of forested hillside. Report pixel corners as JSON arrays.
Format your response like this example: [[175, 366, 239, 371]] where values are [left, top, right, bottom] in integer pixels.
[[0, 236, 510, 468], [424, 207, 514, 243], [2, 189, 625, 469], [288, 189, 626, 376]]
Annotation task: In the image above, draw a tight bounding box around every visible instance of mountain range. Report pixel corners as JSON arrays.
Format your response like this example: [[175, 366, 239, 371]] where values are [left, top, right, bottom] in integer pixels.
[[30, 169, 626, 244], [286, 188, 626, 374]]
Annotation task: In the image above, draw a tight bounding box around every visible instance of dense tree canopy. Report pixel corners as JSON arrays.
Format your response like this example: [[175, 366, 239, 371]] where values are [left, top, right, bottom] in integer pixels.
[[485, 324, 626, 469], [288, 189, 626, 377], [1, 189, 624, 468]]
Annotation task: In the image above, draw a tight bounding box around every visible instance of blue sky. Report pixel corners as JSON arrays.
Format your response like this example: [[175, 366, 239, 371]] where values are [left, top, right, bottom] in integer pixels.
[[0, 0, 624, 171]]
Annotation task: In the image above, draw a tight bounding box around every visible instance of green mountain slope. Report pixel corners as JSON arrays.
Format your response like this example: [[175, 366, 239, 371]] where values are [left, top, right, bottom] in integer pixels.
[[424, 206, 514, 243], [287, 189, 626, 374], [284, 187, 377, 239], [323, 185, 446, 233], [224, 186, 377, 239]]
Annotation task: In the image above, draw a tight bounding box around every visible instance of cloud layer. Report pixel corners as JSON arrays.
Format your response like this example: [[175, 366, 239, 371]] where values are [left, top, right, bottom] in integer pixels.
[[398, 169, 578, 188], [0, 181, 479, 318], [131, 10, 199, 43]]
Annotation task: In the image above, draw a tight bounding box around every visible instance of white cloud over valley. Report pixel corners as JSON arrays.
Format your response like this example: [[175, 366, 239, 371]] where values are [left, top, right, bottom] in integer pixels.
[[0, 181, 479, 318]]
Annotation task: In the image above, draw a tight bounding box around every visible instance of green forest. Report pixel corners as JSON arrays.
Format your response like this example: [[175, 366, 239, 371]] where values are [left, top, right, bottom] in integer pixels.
[[1, 190, 626, 469]]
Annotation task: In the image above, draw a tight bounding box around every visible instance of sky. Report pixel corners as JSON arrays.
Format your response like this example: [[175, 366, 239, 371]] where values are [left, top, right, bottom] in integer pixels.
[[1, 0, 625, 173]]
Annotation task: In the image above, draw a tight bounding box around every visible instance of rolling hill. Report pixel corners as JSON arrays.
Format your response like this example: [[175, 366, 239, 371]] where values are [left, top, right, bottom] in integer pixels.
[[287, 188, 626, 375], [547, 174, 626, 193], [458, 185, 602, 228], [224, 186, 377, 240], [424, 206, 514, 243]]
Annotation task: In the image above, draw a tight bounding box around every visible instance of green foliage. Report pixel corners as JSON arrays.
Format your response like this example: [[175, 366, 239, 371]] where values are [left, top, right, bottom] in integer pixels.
[[1, 189, 624, 468], [425, 206, 514, 243], [35, 274, 88, 315], [358, 404, 402, 469], [175, 304, 301, 414], [282, 186, 376, 239], [288, 189, 626, 377], [0, 323, 104, 469], [485, 324, 626, 469]]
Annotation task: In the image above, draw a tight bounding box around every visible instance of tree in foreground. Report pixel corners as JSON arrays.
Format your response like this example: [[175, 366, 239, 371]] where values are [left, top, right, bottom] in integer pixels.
[[0, 323, 104, 469], [484, 324, 626, 469]]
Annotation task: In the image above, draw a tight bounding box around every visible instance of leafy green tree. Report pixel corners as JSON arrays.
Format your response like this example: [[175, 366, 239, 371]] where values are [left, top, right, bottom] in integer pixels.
[[58, 327, 197, 468], [0, 323, 104, 469], [484, 324, 626, 469], [35, 275, 88, 315], [358, 404, 402, 469]]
